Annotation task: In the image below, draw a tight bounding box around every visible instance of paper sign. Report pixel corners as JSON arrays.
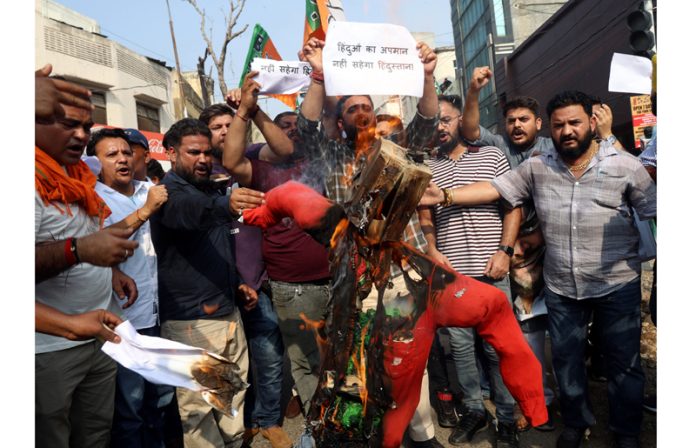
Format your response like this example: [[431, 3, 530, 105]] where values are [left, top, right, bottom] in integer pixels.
[[323, 21, 423, 97], [608, 53, 653, 95], [103, 321, 210, 390], [251, 58, 311, 95]]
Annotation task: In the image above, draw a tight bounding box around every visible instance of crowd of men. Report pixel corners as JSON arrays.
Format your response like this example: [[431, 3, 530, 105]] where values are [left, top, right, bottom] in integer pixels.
[[35, 30, 656, 448]]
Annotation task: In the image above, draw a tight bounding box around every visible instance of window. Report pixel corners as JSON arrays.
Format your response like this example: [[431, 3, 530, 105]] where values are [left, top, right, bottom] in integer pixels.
[[136, 102, 160, 132], [91, 91, 107, 125]]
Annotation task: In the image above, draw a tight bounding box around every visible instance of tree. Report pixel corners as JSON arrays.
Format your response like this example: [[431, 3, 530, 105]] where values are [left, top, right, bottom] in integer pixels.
[[185, 0, 249, 99]]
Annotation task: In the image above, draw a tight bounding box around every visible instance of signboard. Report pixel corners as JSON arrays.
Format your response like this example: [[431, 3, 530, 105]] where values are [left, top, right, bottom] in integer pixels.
[[323, 21, 423, 97], [629, 95, 656, 149], [94, 123, 167, 161]]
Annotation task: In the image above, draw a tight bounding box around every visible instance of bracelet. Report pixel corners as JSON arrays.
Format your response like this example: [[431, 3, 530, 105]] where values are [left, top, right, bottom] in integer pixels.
[[71, 238, 81, 263], [441, 188, 453, 207], [310, 70, 324, 84], [236, 111, 249, 122], [135, 208, 147, 223], [64, 238, 77, 266]]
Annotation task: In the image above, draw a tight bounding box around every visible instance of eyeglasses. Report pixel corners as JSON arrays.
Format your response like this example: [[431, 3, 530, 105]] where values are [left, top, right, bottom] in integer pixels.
[[439, 115, 461, 126]]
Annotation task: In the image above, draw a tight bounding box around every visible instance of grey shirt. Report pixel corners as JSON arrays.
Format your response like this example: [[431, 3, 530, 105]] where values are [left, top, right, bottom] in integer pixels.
[[472, 125, 555, 169], [491, 143, 656, 299]]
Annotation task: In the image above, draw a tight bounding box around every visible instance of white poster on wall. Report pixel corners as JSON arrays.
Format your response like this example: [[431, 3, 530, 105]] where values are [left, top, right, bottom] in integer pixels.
[[323, 21, 424, 97]]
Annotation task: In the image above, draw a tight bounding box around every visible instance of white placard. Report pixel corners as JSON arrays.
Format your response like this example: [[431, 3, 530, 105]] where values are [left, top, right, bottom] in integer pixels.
[[323, 21, 423, 97], [608, 53, 653, 95], [251, 58, 311, 95]]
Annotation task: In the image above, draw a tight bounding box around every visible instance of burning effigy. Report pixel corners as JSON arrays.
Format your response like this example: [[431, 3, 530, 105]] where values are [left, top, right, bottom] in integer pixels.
[[242, 135, 548, 447]]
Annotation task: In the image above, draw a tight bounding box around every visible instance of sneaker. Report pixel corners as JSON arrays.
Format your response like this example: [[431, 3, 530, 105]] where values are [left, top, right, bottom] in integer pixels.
[[285, 395, 302, 419], [535, 406, 556, 432], [411, 437, 446, 448], [556, 426, 588, 448], [642, 394, 656, 414], [613, 434, 640, 448], [434, 389, 459, 428], [449, 410, 488, 445], [496, 421, 519, 448], [260, 426, 293, 448]]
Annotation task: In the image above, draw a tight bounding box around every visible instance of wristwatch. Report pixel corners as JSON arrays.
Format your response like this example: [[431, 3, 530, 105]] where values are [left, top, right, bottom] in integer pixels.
[[498, 245, 514, 257]]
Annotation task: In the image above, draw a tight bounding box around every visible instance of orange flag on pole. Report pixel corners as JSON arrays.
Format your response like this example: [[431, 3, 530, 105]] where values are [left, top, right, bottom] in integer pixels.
[[240, 24, 296, 109], [303, 0, 346, 45]]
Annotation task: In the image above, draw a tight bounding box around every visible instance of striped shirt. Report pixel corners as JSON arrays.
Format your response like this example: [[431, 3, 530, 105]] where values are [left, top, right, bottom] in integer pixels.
[[492, 142, 656, 299], [428, 146, 511, 276]]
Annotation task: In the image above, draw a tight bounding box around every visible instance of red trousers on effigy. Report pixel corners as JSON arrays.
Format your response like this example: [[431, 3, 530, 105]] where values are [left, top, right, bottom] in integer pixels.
[[380, 268, 546, 447]]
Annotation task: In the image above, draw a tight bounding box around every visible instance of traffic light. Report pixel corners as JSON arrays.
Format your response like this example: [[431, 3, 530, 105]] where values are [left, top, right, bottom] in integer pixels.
[[627, 3, 655, 57]]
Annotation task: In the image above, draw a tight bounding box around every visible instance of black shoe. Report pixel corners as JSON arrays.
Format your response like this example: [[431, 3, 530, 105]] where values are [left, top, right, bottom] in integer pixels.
[[556, 427, 588, 448], [410, 437, 445, 448], [434, 390, 459, 428], [448, 410, 488, 445], [495, 421, 519, 448], [535, 405, 556, 432], [613, 434, 640, 448]]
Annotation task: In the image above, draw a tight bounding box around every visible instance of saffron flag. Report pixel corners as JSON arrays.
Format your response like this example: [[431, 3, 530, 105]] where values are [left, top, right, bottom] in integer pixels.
[[240, 24, 296, 109], [303, 0, 346, 44]]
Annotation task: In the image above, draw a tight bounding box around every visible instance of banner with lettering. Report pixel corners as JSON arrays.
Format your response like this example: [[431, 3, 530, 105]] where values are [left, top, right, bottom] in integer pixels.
[[303, 0, 346, 44], [239, 24, 297, 109], [323, 21, 423, 97], [251, 58, 311, 95]]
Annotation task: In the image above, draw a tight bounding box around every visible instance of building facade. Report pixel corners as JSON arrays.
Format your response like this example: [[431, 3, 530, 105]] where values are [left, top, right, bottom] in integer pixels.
[[449, 0, 567, 130]]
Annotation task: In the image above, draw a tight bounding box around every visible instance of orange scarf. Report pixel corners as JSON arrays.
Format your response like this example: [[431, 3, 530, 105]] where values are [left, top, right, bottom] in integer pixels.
[[35, 146, 111, 227]]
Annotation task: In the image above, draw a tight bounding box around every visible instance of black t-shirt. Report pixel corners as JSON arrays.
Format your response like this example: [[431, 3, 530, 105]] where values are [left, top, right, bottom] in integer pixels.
[[150, 171, 238, 321]]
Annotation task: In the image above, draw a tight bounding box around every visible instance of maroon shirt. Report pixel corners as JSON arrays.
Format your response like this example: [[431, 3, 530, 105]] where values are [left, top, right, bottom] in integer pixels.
[[250, 156, 330, 282]]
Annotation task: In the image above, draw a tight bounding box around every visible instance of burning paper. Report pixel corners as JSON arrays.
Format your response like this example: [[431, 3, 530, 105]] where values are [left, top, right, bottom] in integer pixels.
[[102, 321, 247, 416], [251, 58, 312, 94], [323, 21, 424, 97]]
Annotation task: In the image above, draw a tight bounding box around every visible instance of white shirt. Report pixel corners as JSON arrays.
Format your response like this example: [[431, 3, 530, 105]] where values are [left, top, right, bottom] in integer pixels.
[[96, 180, 159, 329], [35, 191, 115, 354]]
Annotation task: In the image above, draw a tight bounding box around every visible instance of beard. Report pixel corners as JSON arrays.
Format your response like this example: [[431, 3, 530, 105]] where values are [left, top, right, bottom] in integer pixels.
[[553, 129, 594, 160], [211, 147, 223, 161], [438, 132, 459, 154], [175, 165, 216, 190]]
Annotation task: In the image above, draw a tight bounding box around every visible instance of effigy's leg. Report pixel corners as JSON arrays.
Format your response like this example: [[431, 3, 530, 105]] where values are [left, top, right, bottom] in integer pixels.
[[390, 242, 548, 427]]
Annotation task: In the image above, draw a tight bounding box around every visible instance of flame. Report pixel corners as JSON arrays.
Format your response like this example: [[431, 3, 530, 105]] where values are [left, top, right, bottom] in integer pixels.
[[355, 116, 377, 161], [330, 218, 350, 249], [357, 322, 370, 415]]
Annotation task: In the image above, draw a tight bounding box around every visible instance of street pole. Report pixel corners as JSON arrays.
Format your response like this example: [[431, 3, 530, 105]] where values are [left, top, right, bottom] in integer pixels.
[[165, 0, 188, 119]]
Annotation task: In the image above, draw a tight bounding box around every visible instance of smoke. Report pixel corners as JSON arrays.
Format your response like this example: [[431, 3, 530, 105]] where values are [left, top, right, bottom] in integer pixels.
[[386, 0, 402, 25]]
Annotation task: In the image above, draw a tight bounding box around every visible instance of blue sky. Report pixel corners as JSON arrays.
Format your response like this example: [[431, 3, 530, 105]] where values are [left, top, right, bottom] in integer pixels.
[[54, 0, 454, 106]]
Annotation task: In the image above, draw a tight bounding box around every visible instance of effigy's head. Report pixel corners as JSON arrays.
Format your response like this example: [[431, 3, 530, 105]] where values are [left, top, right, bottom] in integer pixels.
[[344, 137, 431, 245]]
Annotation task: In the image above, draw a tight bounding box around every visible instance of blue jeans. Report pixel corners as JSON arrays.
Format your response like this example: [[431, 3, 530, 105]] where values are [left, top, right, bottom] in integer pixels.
[[240, 288, 285, 428], [545, 279, 644, 436], [448, 275, 515, 424], [111, 325, 175, 448]]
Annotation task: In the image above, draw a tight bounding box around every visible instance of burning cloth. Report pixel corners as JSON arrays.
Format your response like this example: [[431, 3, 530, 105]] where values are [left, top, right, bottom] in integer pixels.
[[102, 320, 248, 416]]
